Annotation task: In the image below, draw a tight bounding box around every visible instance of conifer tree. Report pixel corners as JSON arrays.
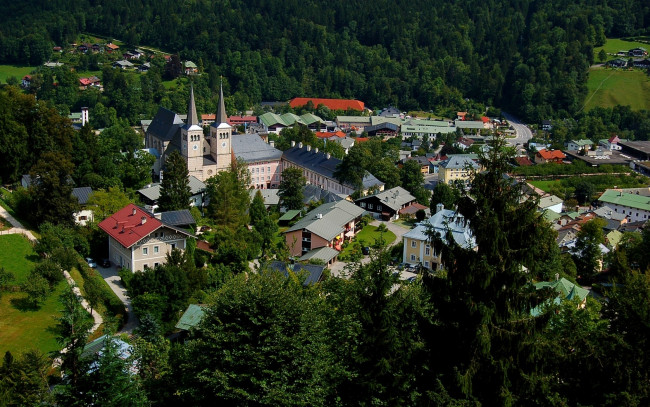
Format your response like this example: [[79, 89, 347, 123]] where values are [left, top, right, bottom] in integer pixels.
[[422, 135, 554, 404], [159, 151, 191, 212]]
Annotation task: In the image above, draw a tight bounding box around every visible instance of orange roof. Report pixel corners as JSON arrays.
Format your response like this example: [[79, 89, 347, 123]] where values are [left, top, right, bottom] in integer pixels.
[[537, 149, 566, 160], [457, 111, 467, 116], [106, 43, 119, 50], [289, 97, 365, 111], [355, 137, 370, 143], [79, 78, 92, 86], [481, 116, 490, 123], [315, 131, 345, 139]]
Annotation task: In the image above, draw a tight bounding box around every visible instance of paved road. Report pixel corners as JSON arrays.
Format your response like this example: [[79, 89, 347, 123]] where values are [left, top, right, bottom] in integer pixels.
[[502, 111, 533, 147], [97, 265, 139, 333], [329, 219, 409, 278]]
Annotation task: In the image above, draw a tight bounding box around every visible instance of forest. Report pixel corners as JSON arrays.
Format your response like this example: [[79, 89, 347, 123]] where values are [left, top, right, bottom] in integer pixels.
[[1, 0, 649, 121]]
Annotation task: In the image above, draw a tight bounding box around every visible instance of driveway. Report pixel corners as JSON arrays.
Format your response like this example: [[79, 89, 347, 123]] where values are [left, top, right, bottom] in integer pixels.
[[97, 265, 139, 333]]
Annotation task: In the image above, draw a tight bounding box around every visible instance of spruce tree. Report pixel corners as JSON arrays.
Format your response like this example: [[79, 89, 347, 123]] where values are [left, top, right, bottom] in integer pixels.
[[159, 151, 191, 212], [422, 135, 555, 404], [278, 167, 306, 210]]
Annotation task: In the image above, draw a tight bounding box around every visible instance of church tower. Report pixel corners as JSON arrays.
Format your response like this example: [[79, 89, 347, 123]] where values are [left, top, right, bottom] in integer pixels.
[[181, 85, 205, 180], [209, 80, 233, 172]]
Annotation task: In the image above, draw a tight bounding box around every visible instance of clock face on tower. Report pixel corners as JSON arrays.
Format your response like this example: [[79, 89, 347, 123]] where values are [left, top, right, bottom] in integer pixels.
[[192, 144, 198, 150], [221, 142, 227, 148]]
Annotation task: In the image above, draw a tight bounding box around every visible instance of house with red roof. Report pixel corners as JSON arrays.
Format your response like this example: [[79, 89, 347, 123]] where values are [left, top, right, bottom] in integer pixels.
[[98, 204, 193, 272], [315, 131, 346, 139], [289, 97, 365, 111], [535, 149, 566, 164], [21, 75, 32, 89]]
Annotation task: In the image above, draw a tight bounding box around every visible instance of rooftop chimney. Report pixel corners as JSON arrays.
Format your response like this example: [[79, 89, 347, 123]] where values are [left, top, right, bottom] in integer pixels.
[[307, 145, 311, 152], [291, 140, 295, 147], [141, 216, 147, 225], [326, 153, 331, 159], [317, 213, 323, 219], [436, 203, 444, 213], [132, 207, 137, 216], [269, 140, 275, 148], [298, 142, 303, 149], [314, 147, 318, 153]]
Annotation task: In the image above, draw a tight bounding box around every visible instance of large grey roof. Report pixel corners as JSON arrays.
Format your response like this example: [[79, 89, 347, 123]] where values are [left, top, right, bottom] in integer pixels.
[[439, 155, 480, 170], [282, 146, 384, 190], [72, 187, 93, 205], [250, 188, 280, 206], [267, 261, 326, 285], [286, 200, 365, 241], [298, 247, 339, 264], [147, 107, 184, 142], [356, 186, 415, 212], [232, 134, 283, 163], [159, 209, 195, 226], [404, 209, 475, 248]]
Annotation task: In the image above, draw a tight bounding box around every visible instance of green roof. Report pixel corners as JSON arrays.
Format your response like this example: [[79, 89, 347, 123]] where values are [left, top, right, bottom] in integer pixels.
[[599, 189, 650, 211], [281, 113, 305, 126], [259, 112, 288, 127], [542, 209, 561, 222], [404, 118, 451, 127], [175, 304, 206, 331], [300, 113, 325, 126], [184, 61, 197, 68], [279, 209, 301, 221], [336, 116, 371, 124], [401, 125, 456, 134], [535, 278, 589, 303], [606, 230, 623, 248]]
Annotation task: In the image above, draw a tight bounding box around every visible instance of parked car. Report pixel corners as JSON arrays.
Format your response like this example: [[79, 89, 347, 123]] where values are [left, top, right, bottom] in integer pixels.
[[101, 258, 111, 268], [85, 257, 97, 268]]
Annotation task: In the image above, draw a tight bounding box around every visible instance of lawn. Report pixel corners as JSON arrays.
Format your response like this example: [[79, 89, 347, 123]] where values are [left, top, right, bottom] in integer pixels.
[[340, 225, 396, 257], [583, 67, 650, 111], [0, 282, 66, 356], [0, 234, 39, 284], [0, 64, 36, 84], [594, 38, 650, 60], [528, 180, 559, 193], [0, 234, 65, 356]]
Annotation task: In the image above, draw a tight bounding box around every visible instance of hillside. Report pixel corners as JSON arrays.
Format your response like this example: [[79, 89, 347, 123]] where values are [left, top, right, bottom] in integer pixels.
[[1, 0, 649, 121], [584, 67, 650, 111]]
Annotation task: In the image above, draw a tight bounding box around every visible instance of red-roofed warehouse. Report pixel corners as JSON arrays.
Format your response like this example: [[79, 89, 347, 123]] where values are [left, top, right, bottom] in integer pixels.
[[289, 97, 365, 111]]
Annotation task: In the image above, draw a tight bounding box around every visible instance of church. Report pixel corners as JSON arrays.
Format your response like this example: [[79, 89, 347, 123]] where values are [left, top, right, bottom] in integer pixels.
[[145, 84, 233, 182]]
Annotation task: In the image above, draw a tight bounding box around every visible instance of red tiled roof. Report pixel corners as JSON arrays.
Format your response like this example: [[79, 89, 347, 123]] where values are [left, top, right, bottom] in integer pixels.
[[196, 240, 214, 253], [79, 78, 92, 86], [202, 114, 215, 121], [399, 202, 428, 215], [289, 97, 365, 111], [515, 156, 533, 166], [106, 43, 119, 50], [315, 131, 345, 139], [457, 137, 474, 146], [608, 135, 620, 143], [355, 137, 370, 143], [228, 115, 257, 125], [537, 149, 566, 160], [98, 204, 162, 248], [22, 75, 31, 81], [481, 116, 490, 123]]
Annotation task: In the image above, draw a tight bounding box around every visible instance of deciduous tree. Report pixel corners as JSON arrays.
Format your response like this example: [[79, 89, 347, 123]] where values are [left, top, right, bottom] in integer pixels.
[[278, 167, 306, 210]]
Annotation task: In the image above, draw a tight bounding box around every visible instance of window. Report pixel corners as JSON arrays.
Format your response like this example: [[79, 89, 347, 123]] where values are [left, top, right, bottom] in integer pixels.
[[424, 261, 430, 268], [267, 166, 270, 173], [368, 204, 374, 210], [143, 264, 148, 269], [425, 246, 430, 256], [154, 246, 159, 254], [154, 263, 159, 268], [171, 243, 176, 250], [377, 204, 382, 211], [411, 240, 417, 248], [261, 167, 264, 173], [410, 254, 416, 261], [142, 247, 148, 255], [360, 202, 366, 208]]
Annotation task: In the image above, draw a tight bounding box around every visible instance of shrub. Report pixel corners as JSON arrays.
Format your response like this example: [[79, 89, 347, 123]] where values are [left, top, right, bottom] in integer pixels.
[[32, 259, 64, 287], [118, 268, 134, 289]]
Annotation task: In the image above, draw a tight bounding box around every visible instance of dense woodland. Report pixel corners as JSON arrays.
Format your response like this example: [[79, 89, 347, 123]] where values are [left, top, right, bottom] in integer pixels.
[[1, 0, 649, 121]]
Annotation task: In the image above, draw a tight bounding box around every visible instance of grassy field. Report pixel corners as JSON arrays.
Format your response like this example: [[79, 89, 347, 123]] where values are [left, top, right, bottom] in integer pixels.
[[594, 38, 649, 59], [0, 283, 66, 356], [0, 64, 36, 84], [528, 180, 559, 193], [0, 234, 39, 285], [0, 234, 64, 355], [583, 67, 650, 111]]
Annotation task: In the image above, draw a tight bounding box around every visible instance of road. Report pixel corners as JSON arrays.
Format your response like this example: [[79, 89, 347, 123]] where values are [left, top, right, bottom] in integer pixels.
[[97, 264, 139, 333], [502, 111, 533, 147]]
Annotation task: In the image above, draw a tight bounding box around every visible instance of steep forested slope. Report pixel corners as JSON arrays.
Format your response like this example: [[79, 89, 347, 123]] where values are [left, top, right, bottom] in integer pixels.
[[0, 0, 648, 120]]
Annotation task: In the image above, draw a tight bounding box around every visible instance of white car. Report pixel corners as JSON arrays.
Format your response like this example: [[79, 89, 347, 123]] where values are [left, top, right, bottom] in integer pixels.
[[85, 257, 97, 268]]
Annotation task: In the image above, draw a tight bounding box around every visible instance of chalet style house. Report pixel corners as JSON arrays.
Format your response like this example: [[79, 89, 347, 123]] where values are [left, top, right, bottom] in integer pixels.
[[98, 204, 193, 272], [354, 187, 418, 220]]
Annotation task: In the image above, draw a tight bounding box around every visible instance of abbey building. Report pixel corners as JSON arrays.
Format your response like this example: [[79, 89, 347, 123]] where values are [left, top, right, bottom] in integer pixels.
[[145, 84, 233, 182]]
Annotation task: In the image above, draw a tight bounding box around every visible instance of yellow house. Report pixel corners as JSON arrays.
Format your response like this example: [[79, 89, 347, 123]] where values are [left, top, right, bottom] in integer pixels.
[[438, 155, 480, 185], [402, 205, 475, 270]]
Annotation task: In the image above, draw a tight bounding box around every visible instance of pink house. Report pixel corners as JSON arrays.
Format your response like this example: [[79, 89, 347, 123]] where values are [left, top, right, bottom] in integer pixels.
[[231, 134, 283, 189]]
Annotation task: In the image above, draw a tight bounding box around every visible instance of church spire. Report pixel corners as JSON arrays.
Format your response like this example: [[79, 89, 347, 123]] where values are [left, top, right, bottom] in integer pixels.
[[186, 85, 199, 127], [216, 77, 228, 126]]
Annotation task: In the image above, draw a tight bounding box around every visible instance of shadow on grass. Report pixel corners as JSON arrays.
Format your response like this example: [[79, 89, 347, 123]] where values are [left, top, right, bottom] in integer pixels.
[[10, 296, 41, 311], [26, 254, 41, 263]]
